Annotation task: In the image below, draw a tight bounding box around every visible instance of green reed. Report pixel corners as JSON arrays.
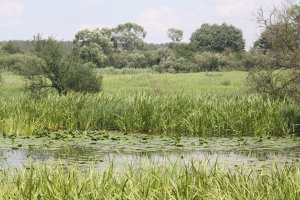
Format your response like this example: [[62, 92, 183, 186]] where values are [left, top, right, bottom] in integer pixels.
[[0, 92, 293, 136], [0, 162, 299, 199]]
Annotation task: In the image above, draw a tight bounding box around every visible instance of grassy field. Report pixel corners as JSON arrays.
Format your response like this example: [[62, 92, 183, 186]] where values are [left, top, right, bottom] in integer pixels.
[[1, 71, 248, 97], [0, 162, 299, 199], [103, 71, 248, 95], [0, 71, 298, 136]]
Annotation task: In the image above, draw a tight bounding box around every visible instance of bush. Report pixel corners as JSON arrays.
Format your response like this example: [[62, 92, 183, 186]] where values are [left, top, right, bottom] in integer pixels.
[[64, 62, 102, 93], [194, 52, 226, 71], [241, 52, 268, 71], [15, 36, 103, 96], [1, 41, 22, 54]]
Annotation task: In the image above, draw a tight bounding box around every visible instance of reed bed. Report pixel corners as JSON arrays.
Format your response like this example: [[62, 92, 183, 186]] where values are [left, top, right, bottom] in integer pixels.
[[0, 162, 299, 199], [0, 92, 292, 136]]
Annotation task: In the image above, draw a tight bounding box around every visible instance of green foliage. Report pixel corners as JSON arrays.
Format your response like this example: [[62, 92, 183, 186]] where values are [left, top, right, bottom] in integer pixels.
[[108, 51, 148, 69], [194, 52, 226, 71], [16, 35, 102, 96], [280, 105, 300, 134], [167, 28, 183, 43], [240, 52, 268, 71], [0, 53, 36, 70], [126, 52, 147, 68], [190, 23, 245, 52], [0, 71, 249, 98], [64, 62, 102, 93], [0, 71, 297, 136], [249, 2, 300, 102], [0, 93, 291, 136], [73, 29, 114, 67], [1, 162, 299, 199], [1, 41, 22, 54], [171, 42, 195, 60], [112, 22, 147, 51], [151, 48, 191, 73]]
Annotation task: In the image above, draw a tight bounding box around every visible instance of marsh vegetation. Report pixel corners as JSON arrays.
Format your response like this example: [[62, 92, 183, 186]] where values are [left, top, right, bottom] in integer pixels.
[[0, 1, 300, 199]]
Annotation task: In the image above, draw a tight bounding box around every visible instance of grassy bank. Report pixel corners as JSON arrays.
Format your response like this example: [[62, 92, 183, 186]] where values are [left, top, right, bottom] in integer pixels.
[[0, 92, 292, 136], [0, 162, 299, 199]]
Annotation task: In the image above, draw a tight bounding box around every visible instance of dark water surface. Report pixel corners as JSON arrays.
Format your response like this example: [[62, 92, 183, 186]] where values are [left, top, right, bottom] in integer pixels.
[[0, 132, 299, 170]]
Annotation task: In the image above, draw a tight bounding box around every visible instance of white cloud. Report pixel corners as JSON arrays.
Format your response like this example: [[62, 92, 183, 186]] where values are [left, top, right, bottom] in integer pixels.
[[0, 2, 24, 16], [138, 6, 178, 32]]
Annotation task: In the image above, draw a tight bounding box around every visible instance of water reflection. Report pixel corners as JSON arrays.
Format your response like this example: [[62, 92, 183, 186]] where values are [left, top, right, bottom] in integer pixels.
[[0, 146, 299, 171], [0, 135, 299, 170]]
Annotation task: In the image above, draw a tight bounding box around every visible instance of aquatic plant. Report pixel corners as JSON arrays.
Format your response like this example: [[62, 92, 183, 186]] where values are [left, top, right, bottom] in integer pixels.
[[0, 162, 299, 199], [0, 92, 292, 136]]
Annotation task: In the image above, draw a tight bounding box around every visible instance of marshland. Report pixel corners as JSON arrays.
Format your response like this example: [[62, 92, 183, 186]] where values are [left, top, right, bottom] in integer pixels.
[[0, 0, 300, 199]]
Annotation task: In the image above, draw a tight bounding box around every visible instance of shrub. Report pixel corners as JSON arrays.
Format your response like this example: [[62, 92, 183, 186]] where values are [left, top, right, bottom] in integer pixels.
[[194, 52, 226, 71]]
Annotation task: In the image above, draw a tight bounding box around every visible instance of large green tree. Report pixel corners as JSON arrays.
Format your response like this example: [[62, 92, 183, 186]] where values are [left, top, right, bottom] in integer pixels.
[[19, 35, 102, 96], [73, 29, 114, 67], [111, 22, 147, 51], [190, 23, 245, 52], [248, 1, 300, 102]]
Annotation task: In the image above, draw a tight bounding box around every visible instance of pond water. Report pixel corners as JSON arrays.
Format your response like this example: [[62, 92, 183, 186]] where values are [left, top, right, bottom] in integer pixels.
[[0, 132, 299, 170]]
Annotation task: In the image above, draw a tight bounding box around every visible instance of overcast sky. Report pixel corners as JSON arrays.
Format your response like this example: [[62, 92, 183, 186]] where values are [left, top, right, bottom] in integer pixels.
[[0, 0, 285, 49]]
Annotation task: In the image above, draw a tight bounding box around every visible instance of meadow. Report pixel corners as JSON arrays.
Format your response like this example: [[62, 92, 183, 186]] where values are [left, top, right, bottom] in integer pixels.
[[0, 71, 296, 136]]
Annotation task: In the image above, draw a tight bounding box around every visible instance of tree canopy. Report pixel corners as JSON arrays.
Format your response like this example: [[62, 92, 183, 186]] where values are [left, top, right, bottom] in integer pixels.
[[73, 29, 114, 67], [249, 1, 300, 102], [167, 28, 183, 43], [111, 22, 147, 51], [20, 35, 102, 96], [190, 23, 245, 52]]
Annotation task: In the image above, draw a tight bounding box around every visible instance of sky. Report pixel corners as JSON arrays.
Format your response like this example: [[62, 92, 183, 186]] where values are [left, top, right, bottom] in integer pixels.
[[0, 0, 286, 49]]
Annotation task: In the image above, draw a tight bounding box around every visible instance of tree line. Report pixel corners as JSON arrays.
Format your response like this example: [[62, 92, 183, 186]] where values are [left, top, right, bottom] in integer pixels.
[[0, 22, 250, 72]]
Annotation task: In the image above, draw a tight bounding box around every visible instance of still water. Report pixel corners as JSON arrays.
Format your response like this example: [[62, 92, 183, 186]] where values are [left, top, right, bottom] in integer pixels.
[[0, 132, 299, 170]]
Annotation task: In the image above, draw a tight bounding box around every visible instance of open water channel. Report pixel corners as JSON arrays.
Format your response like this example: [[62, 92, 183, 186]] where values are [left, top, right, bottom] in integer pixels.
[[0, 132, 299, 170]]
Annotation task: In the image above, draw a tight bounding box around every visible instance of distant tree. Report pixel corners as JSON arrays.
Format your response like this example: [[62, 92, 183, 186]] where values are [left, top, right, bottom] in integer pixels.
[[111, 22, 147, 51], [194, 52, 226, 71], [18, 35, 102, 96], [167, 28, 183, 43], [172, 42, 195, 60], [190, 23, 245, 52], [1, 41, 22, 54], [73, 29, 114, 67], [248, 1, 300, 102]]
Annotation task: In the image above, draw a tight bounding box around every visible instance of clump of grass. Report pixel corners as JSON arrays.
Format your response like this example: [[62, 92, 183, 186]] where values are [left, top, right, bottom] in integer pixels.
[[0, 162, 299, 199], [280, 105, 300, 135], [0, 93, 292, 136], [221, 80, 231, 86]]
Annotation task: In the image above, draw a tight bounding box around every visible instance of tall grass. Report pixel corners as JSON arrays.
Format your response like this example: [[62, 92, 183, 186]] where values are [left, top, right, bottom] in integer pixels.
[[97, 67, 155, 75], [0, 92, 291, 136], [0, 162, 299, 199]]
